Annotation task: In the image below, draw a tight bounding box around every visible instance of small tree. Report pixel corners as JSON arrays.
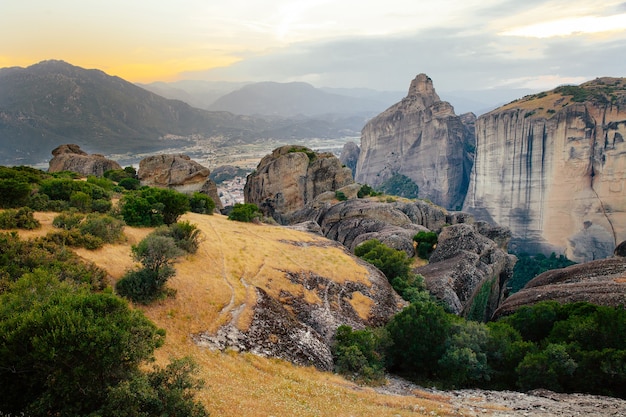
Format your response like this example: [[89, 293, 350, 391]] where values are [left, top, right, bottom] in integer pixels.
[[116, 235, 184, 303], [413, 231, 438, 260]]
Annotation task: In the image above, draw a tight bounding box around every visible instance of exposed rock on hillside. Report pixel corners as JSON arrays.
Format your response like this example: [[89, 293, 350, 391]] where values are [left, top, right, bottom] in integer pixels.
[[339, 141, 360, 178], [244, 145, 353, 219], [355, 74, 474, 209], [138, 153, 223, 210], [48, 144, 121, 176], [417, 223, 516, 320], [493, 256, 626, 319], [464, 77, 626, 262]]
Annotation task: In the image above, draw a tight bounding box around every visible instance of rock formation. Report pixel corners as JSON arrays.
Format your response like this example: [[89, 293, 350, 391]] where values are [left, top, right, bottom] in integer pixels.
[[464, 78, 626, 262], [355, 74, 474, 210], [48, 144, 121, 177], [339, 141, 360, 178], [244, 145, 353, 220], [138, 153, 223, 210], [493, 256, 626, 319], [416, 223, 516, 321]]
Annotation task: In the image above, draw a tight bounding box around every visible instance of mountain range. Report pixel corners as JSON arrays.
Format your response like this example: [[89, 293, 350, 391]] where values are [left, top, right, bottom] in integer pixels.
[[0, 61, 373, 165]]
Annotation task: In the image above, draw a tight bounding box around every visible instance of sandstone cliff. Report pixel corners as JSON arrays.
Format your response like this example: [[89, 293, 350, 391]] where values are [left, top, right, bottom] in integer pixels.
[[339, 141, 360, 178], [355, 74, 474, 210], [138, 153, 223, 210], [48, 144, 121, 177], [244, 145, 353, 220], [464, 78, 626, 262]]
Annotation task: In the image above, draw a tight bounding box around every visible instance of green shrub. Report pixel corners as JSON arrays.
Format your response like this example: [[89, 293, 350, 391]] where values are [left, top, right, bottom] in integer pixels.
[[377, 174, 419, 199], [53, 211, 85, 230], [333, 325, 391, 385], [153, 221, 202, 254], [228, 203, 262, 222], [413, 231, 438, 260], [509, 252, 575, 293], [0, 207, 40, 230], [357, 184, 380, 198], [189, 192, 215, 214], [354, 239, 425, 301], [79, 213, 125, 244], [118, 177, 140, 190], [121, 188, 190, 227], [335, 190, 347, 201], [0, 179, 32, 208]]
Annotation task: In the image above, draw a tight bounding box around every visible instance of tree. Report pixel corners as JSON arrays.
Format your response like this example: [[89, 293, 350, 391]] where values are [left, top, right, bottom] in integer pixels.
[[413, 231, 438, 260], [332, 325, 391, 384], [386, 299, 453, 378], [0, 271, 165, 415], [120, 188, 190, 226]]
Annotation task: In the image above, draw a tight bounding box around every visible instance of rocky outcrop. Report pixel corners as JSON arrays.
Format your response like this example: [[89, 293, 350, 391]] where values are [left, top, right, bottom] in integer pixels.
[[244, 145, 353, 219], [493, 256, 626, 319], [416, 223, 516, 320], [355, 74, 474, 210], [193, 239, 405, 371], [138, 153, 222, 210], [48, 144, 121, 176], [464, 78, 626, 262], [339, 141, 360, 178]]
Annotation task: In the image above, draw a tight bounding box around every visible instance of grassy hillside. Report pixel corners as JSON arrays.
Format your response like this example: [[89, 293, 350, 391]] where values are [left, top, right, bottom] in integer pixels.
[[20, 211, 470, 417]]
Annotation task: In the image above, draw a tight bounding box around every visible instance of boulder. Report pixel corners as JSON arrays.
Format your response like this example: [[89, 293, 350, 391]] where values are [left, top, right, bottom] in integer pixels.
[[417, 223, 516, 320], [138, 154, 222, 210], [244, 145, 353, 219], [48, 144, 121, 177], [493, 257, 626, 319]]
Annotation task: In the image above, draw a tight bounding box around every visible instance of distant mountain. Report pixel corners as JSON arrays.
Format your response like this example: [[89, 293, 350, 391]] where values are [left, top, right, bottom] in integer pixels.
[[0, 60, 263, 165], [137, 80, 250, 110], [0, 61, 370, 166], [207, 81, 393, 117]]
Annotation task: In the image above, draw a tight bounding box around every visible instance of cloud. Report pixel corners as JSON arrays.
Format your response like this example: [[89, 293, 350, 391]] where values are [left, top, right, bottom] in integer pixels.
[[180, 24, 626, 93]]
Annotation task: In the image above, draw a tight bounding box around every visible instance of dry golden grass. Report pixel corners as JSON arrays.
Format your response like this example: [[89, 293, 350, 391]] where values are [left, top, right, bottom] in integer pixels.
[[18, 211, 471, 416]]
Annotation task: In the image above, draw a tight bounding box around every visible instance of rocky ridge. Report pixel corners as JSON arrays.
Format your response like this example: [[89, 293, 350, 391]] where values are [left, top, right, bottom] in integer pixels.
[[48, 144, 121, 177], [464, 78, 626, 262], [355, 74, 474, 210]]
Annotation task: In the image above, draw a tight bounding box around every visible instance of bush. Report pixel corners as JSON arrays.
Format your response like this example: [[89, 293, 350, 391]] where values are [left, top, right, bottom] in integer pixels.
[[189, 192, 215, 214], [0, 179, 32, 208], [53, 210, 85, 230], [333, 325, 391, 385], [509, 252, 575, 293], [413, 231, 438, 260], [153, 221, 202, 254], [228, 203, 262, 222], [357, 184, 380, 198], [0, 207, 40, 230], [79, 213, 125, 244], [377, 174, 419, 199], [335, 190, 347, 201], [120, 188, 190, 227], [118, 177, 141, 190]]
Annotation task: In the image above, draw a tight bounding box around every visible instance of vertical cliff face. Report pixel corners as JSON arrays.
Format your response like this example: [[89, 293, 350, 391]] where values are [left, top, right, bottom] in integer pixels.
[[355, 74, 474, 210], [464, 78, 626, 262]]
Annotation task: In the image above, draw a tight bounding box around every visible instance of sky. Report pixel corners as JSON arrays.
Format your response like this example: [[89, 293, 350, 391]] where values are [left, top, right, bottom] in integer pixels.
[[2, 0, 626, 93]]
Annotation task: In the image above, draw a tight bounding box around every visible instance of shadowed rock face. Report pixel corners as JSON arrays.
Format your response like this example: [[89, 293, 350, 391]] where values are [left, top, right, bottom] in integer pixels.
[[48, 144, 121, 177], [493, 256, 626, 319], [463, 78, 626, 262], [138, 153, 223, 210], [355, 74, 474, 210], [244, 145, 353, 219], [339, 141, 360, 178]]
